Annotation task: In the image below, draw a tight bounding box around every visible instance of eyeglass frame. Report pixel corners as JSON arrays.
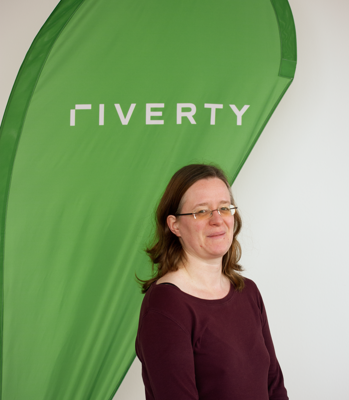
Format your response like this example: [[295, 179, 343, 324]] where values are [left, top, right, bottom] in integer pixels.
[[175, 206, 238, 220]]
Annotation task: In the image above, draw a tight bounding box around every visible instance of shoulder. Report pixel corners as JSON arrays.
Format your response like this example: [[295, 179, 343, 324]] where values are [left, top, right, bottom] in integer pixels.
[[142, 282, 195, 314], [242, 277, 260, 293], [138, 282, 195, 333], [239, 277, 265, 309]]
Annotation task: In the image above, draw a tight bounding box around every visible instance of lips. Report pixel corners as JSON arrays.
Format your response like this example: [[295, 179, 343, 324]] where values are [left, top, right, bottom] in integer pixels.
[[207, 231, 226, 238]]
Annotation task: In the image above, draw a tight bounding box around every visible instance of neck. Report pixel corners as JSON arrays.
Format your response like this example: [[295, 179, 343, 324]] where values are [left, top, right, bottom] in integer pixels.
[[180, 252, 226, 291]]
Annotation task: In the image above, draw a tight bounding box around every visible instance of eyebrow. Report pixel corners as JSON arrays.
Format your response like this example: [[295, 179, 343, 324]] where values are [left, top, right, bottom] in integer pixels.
[[193, 200, 230, 208]]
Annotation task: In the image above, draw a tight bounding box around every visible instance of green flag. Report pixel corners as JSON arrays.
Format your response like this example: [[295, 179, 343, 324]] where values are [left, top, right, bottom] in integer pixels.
[[0, 0, 296, 398]]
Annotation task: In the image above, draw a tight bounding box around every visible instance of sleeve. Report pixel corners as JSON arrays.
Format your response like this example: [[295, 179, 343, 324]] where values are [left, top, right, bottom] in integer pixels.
[[136, 309, 199, 400], [259, 295, 289, 400]]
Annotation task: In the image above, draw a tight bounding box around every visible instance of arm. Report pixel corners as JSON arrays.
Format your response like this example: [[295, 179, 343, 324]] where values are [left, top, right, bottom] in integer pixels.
[[259, 297, 289, 400], [136, 309, 199, 400]]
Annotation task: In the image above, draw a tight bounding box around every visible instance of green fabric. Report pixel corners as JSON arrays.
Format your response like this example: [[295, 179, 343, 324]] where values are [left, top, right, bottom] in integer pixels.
[[0, 0, 296, 399], [271, 0, 297, 78]]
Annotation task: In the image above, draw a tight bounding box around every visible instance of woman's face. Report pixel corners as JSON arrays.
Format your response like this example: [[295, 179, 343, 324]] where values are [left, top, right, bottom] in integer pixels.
[[167, 178, 235, 263]]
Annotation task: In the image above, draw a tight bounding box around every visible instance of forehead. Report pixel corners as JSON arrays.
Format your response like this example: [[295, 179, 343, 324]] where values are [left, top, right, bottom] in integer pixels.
[[181, 178, 231, 208]]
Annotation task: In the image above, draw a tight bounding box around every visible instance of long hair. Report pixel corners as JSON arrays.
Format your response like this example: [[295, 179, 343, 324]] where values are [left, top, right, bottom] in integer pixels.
[[138, 164, 244, 293]]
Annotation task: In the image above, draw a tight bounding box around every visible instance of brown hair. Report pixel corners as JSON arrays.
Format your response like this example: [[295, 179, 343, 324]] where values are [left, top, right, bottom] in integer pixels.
[[138, 164, 244, 293]]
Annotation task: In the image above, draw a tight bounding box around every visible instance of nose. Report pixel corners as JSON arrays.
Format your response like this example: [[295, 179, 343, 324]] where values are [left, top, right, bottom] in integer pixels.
[[209, 209, 224, 223]]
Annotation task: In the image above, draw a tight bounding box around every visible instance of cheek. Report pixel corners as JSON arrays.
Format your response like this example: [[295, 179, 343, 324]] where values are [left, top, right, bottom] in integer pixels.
[[227, 217, 235, 235], [178, 220, 200, 239], [181, 222, 206, 245]]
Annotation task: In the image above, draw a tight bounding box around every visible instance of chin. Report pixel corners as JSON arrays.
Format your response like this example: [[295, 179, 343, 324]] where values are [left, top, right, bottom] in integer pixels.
[[207, 247, 230, 259]]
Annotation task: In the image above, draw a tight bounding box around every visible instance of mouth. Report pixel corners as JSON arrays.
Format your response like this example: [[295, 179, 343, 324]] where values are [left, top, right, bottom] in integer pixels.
[[207, 231, 226, 238]]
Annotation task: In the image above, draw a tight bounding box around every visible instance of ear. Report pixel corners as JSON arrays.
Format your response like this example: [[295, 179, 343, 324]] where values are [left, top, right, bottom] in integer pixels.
[[167, 215, 181, 237]]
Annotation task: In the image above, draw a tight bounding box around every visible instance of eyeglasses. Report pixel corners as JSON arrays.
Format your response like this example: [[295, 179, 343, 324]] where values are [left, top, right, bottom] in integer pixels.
[[176, 206, 237, 220]]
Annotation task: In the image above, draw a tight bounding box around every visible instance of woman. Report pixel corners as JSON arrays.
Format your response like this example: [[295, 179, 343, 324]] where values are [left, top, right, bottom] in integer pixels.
[[136, 164, 288, 400]]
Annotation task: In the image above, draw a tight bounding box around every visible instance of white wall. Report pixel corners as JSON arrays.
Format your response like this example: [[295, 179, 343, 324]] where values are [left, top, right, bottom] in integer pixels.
[[1, 1, 348, 399]]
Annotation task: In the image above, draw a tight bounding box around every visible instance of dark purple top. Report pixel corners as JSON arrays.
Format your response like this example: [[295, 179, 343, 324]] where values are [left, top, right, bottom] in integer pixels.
[[136, 278, 288, 400]]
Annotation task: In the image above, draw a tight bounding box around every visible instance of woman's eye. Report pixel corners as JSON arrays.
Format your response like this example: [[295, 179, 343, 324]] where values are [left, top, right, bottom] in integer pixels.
[[220, 207, 229, 211], [197, 209, 208, 214]]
